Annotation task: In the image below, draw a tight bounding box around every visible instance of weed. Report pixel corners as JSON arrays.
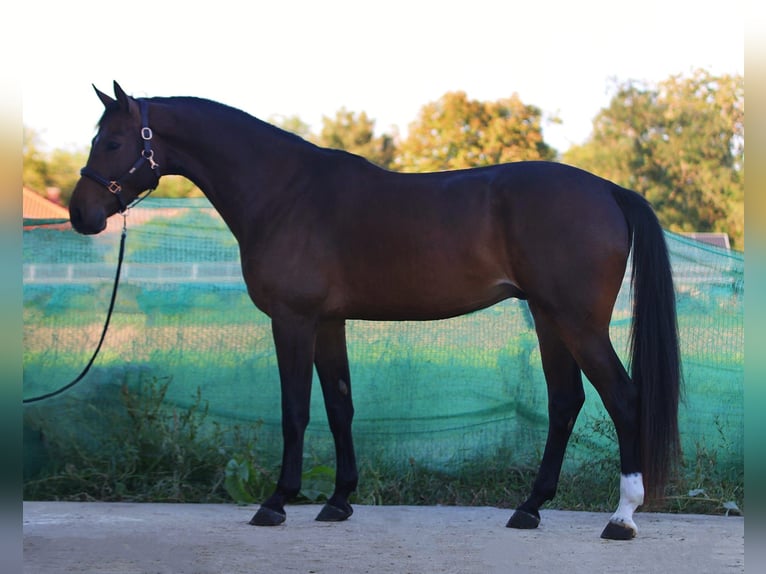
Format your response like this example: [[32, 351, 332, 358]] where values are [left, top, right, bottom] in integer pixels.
[[222, 452, 335, 505], [662, 416, 743, 515], [23, 379, 742, 516], [24, 375, 257, 502], [353, 455, 539, 509]]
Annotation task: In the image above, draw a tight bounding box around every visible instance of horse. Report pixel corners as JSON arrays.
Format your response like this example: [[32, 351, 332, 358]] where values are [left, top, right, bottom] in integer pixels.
[[69, 82, 681, 540]]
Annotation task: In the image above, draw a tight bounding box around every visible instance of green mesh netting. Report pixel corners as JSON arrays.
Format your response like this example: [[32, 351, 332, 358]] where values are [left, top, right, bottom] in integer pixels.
[[23, 197, 743, 478]]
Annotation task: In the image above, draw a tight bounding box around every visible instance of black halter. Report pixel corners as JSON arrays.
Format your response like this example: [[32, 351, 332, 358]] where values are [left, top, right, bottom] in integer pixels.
[[80, 99, 161, 212]]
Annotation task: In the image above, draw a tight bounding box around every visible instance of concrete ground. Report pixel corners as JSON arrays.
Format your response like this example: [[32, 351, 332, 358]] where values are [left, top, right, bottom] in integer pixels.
[[23, 501, 744, 573]]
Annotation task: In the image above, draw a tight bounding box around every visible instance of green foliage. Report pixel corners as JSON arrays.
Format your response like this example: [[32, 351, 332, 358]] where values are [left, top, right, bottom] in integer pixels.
[[23, 127, 87, 203], [352, 414, 743, 516], [23, 373, 333, 506], [46, 148, 88, 204], [22, 375, 742, 515], [299, 464, 336, 502], [269, 114, 312, 139], [23, 375, 251, 502], [224, 451, 336, 505], [396, 91, 556, 172], [663, 416, 743, 516], [314, 107, 396, 169], [223, 449, 275, 505], [354, 455, 538, 509], [23, 127, 52, 192], [565, 69, 744, 249], [153, 174, 204, 198]]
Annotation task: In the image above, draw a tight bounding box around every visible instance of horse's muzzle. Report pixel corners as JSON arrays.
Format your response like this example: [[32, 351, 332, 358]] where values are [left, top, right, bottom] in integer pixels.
[[69, 203, 106, 235]]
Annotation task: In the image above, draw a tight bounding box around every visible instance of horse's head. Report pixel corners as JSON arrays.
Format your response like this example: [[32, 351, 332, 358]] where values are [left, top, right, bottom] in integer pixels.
[[69, 82, 162, 234]]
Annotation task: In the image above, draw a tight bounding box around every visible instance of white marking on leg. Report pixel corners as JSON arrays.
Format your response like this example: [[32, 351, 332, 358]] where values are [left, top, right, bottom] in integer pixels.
[[609, 473, 644, 534]]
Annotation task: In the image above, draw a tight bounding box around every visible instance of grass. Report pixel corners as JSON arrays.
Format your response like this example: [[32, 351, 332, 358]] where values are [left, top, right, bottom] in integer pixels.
[[24, 376, 234, 502], [353, 455, 540, 509], [23, 375, 743, 517]]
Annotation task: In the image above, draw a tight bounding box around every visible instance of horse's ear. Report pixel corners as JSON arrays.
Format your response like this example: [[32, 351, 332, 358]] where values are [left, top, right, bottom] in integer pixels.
[[113, 81, 132, 113], [93, 84, 115, 108], [112, 81, 141, 119]]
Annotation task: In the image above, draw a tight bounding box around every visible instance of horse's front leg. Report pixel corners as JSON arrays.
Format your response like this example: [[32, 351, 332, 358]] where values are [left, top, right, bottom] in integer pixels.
[[314, 319, 357, 522], [250, 312, 317, 526]]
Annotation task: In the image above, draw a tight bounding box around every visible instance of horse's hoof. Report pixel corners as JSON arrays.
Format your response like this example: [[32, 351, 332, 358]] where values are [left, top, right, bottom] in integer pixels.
[[506, 509, 540, 529], [315, 502, 353, 522], [600, 520, 636, 540], [249, 506, 286, 526]]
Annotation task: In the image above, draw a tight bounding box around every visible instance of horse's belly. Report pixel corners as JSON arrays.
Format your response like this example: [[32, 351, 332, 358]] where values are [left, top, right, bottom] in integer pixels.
[[338, 277, 522, 321]]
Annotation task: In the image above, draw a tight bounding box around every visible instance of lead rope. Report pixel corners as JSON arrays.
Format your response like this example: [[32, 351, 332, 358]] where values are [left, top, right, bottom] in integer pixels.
[[23, 214, 129, 404]]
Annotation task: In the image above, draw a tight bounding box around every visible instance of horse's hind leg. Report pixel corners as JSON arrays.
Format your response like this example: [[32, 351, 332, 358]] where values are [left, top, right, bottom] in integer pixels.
[[313, 319, 358, 522], [567, 332, 643, 540], [508, 308, 585, 529]]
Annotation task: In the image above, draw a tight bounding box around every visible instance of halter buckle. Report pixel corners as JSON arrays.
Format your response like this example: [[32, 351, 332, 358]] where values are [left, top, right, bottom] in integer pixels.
[[141, 127, 153, 140], [107, 181, 122, 195]]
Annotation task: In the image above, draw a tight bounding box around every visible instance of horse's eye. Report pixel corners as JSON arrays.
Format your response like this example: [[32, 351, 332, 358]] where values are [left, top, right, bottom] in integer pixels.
[[106, 141, 121, 151]]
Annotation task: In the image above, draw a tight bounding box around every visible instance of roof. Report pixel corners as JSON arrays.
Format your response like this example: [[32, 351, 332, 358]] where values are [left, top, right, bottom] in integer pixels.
[[680, 232, 731, 250], [23, 187, 71, 229]]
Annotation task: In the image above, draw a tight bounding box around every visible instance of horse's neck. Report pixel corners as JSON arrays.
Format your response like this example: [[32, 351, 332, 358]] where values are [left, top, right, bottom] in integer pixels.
[[157, 98, 311, 241]]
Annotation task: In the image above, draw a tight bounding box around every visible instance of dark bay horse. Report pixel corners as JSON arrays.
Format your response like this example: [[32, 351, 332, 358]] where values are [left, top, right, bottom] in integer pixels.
[[69, 82, 681, 540]]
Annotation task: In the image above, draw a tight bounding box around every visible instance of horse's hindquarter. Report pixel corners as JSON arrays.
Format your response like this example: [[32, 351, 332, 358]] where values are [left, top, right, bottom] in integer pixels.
[[494, 163, 632, 324]]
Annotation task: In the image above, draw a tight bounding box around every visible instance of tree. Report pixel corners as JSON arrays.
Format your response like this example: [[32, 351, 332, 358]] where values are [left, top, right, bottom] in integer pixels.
[[315, 108, 396, 169], [23, 127, 49, 192], [23, 127, 88, 204], [564, 70, 744, 249], [46, 148, 88, 204], [269, 114, 312, 140], [153, 175, 204, 199], [396, 91, 556, 172]]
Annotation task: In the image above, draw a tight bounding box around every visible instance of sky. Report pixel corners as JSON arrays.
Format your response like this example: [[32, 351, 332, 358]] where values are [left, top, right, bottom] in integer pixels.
[[21, 0, 744, 155]]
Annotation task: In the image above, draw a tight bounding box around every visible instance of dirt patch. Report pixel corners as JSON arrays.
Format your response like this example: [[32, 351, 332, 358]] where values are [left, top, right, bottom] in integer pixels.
[[23, 502, 743, 573]]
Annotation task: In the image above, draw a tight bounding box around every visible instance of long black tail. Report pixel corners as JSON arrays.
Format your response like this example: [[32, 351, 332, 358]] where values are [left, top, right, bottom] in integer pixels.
[[612, 186, 682, 498]]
